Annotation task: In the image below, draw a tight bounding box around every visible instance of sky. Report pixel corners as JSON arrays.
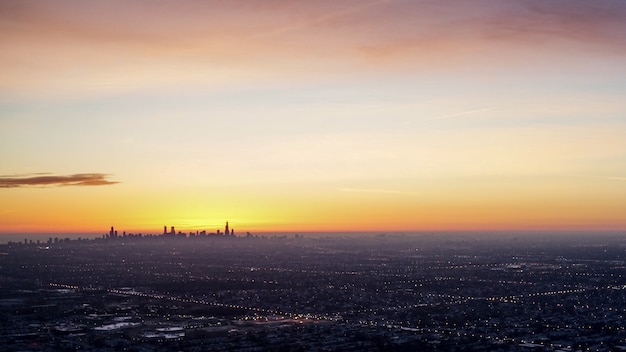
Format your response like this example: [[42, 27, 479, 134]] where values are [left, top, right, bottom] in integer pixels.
[[1, 0, 626, 236]]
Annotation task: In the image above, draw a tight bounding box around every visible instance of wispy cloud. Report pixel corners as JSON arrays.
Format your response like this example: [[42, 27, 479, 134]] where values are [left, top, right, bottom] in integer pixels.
[[252, 0, 392, 39], [436, 107, 498, 120], [572, 175, 626, 182], [340, 188, 421, 196], [0, 173, 119, 188]]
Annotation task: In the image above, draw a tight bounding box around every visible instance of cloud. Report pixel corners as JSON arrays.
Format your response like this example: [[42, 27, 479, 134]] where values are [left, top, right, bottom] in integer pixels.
[[0, 173, 119, 188], [572, 175, 626, 182], [356, 0, 626, 67], [436, 107, 498, 120], [2, 0, 626, 98], [340, 188, 421, 196], [252, 0, 392, 39]]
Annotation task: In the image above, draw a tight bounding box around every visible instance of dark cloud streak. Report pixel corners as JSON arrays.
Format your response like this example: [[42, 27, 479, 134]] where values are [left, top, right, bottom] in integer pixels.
[[0, 173, 119, 188]]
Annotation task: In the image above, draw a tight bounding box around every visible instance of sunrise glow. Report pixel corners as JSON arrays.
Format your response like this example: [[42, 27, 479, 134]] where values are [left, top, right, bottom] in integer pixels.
[[1, 0, 625, 237]]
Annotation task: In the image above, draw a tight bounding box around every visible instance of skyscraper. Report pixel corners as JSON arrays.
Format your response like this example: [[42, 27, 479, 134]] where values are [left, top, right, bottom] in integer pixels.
[[224, 222, 229, 236]]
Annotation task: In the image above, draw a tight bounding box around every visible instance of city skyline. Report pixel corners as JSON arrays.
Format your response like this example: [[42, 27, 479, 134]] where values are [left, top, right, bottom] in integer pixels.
[[1, 0, 626, 236]]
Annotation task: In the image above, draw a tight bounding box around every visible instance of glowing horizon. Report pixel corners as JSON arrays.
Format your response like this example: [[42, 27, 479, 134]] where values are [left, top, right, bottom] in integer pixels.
[[1, 0, 626, 235]]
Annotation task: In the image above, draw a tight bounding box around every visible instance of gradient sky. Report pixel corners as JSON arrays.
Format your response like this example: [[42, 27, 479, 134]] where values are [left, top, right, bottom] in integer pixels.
[[1, 0, 626, 235]]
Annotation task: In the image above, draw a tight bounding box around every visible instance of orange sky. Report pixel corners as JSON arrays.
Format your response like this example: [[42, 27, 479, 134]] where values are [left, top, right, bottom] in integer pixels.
[[1, 0, 626, 236]]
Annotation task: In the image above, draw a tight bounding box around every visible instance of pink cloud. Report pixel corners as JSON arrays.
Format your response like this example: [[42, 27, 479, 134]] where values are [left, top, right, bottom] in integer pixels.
[[0, 173, 119, 188]]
